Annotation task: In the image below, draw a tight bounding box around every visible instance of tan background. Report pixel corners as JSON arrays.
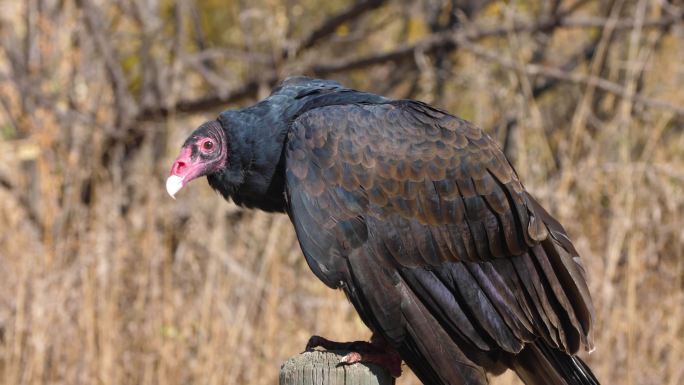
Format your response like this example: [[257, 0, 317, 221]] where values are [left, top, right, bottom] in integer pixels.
[[0, 1, 682, 384]]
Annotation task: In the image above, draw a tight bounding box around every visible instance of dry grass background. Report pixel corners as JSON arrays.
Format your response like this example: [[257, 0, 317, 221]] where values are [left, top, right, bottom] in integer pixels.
[[0, 1, 683, 385]]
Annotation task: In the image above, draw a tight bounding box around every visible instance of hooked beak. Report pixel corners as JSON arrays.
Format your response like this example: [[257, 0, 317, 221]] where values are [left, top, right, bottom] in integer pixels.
[[166, 175, 184, 199], [166, 147, 205, 199]]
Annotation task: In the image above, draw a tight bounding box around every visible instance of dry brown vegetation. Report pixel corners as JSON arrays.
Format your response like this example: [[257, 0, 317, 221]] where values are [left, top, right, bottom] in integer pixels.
[[0, 0, 683, 384]]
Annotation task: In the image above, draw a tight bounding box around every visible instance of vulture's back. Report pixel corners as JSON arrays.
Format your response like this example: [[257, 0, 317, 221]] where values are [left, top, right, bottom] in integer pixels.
[[284, 95, 598, 385]]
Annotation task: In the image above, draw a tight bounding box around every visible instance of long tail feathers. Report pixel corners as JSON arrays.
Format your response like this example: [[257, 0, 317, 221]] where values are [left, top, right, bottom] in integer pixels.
[[511, 342, 601, 385]]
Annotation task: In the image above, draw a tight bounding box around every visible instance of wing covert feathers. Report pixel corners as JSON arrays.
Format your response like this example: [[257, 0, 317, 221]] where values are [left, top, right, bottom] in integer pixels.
[[285, 100, 597, 385]]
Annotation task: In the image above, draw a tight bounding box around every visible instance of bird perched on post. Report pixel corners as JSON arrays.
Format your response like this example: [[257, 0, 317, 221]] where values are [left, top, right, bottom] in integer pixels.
[[167, 77, 600, 385]]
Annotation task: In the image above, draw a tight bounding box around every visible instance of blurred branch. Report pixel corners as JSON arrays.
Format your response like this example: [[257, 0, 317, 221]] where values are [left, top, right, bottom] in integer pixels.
[[496, 37, 601, 159], [458, 37, 684, 116], [130, 0, 165, 110], [137, 75, 278, 120], [139, 0, 387, 120], [77, 0, 137, 126], [532, 40, 600, 96], [137, 3, 683, 121], [161, 0, 189, 115], [290, 0, 387, 56], [185, 48, 273, 64], [313, 13, 683, 75], [559, 14, 683, 29], [0, 159, 42, 238], [497, 0, 593, 162]]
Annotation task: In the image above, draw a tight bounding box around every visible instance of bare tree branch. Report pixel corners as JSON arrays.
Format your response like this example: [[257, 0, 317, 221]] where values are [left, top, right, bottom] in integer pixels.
[[313, 13, 683, 75], [290, 0, 387, 56], [137, 75, 279, 120], [495, 36, 601, 160], [77, 0, 137, 126], [140, 0, 387, 120], [137, 4, 684, 121], [457, 37, 684, 116]]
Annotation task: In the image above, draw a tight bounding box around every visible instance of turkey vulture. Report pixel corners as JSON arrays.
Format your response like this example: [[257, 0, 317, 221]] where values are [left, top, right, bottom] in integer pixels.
[[167, 77, 600, 385]]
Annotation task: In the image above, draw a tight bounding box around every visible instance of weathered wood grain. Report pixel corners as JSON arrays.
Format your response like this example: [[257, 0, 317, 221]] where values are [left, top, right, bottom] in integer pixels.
[[279, 350, 394, 385]]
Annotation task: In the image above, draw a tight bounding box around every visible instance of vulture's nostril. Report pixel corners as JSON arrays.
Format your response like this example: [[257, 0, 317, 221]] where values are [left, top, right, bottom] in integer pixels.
[[174, 161, 186, 174]]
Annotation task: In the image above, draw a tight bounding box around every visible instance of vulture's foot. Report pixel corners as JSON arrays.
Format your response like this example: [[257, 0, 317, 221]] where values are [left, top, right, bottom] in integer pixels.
[[338, 350, 402, 378], [305, 335, 373, 352], [305, 335, 402, 378]]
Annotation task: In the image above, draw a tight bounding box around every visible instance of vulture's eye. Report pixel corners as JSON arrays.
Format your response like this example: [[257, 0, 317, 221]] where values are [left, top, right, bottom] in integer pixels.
[[201, 140, 214, 152]]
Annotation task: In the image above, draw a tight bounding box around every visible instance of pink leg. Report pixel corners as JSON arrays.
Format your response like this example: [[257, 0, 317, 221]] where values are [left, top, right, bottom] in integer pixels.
[[339, 350, 402, 378], [306, 334, 403, 378]]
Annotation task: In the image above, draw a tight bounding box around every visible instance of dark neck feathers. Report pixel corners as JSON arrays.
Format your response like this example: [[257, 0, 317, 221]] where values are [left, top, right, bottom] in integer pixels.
[[207, 77, 387, 212]]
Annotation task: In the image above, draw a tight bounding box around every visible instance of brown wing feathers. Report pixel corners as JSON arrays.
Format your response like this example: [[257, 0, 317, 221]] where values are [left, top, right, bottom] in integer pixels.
[[285, 100, 596, 385]]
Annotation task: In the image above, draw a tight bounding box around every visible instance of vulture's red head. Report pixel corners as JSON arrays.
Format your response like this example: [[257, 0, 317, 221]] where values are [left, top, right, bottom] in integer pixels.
[[167, 121, 228, 198]]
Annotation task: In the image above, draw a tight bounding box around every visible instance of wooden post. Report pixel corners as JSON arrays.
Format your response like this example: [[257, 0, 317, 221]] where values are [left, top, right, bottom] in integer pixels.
[[279, 350, 395, 385]]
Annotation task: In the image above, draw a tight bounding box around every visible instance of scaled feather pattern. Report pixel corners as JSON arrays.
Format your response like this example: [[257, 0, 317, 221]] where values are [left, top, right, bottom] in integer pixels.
[[173, 77, 601, 385]]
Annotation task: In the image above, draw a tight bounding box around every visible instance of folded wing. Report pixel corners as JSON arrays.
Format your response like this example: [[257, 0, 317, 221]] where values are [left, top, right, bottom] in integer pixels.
[[285, 101, 595, 385]]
